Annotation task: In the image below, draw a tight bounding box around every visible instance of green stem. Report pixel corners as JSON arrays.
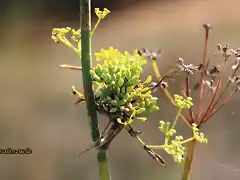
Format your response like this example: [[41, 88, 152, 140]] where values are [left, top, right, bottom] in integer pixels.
[[171, 109, 181, 129], [181, 139, 196, 180], [91, 19, 101, 36], [180, 137, 195, 145], [97, 150, 111, 180], [146, 145, 165, 149], [80, 1, 111, 180], [57, 35, 79, 53]]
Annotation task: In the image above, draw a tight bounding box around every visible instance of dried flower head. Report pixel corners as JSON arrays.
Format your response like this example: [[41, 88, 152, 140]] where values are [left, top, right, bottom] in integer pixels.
[[175, 58, 201, 75], [138, 48, 161, 60]]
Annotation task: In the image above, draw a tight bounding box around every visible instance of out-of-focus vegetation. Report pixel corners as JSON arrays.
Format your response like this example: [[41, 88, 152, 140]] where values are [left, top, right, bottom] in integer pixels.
[[0, 0, 240, 180]]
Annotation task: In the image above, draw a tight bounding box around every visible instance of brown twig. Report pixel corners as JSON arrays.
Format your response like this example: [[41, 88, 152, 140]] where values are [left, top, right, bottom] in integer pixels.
[[196, 24, 211, 121], [59, 64, 82, 70], [203, 88, 238, 122]]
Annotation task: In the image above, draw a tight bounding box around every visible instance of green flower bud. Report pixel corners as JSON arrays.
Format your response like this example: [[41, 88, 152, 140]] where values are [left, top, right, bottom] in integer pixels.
[[121, 86, 126, 94], [117, 118, 123, 124], [121, 68, 126, 78], [116, 87, 120, 95], [129, 75, 140, 85], [112, 74, 117, 81], [93, 75, 101, 82], [120, 106, 125, 111], [117, 99, 127, 106], [124, 107, 130, 112], [110, 108, 117, 113], [104, 73, 112, 83], [150, 105, 159, 112], [137, 117, 147, 121], [166, 122, 171, 128], [106, 96, 112, 102], [116, 72, 122, 79], [111, 100, 117, 106], [144, 75, 152, 84], [118, 78, 124, 87], [123, 93, 129, 100], [126, 69, 131, 79], [140, 101, 146, 108], [110, 81, 116, 85], [103, 104, 108, 111], [90, 69, 97, 77], [136, 108, 146, 115], [95, 64, 102, 75], [192, 123, 197, 128], [159, 120, 165, 126], [168, 129, 176, 136], [113, 95, 119, 101], [126, 87, 133, 94]]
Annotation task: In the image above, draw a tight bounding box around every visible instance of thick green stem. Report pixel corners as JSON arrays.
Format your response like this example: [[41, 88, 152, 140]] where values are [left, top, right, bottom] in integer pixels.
[[80, 1, 111, 180], [97, 150, 111, 180], [181, 139, 196, 180]]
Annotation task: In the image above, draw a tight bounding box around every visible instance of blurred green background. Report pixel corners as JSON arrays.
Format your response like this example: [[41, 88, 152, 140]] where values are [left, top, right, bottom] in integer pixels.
[[0, 0, 240, 180]]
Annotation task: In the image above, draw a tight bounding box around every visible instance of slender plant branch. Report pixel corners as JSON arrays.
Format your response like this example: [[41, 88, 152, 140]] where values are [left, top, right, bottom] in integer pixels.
[[181, 139, 196, 180], [171, 109, 181, 129], [91, 19, 101, 36], [80, 1, 111, 180]]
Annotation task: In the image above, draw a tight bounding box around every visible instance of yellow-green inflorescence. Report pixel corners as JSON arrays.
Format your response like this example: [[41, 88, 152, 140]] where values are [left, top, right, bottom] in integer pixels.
[[51, 8, 111, 55], [148, 95, 208, 164], [51, 27, 81, 54], [91, 48, 159, 125]]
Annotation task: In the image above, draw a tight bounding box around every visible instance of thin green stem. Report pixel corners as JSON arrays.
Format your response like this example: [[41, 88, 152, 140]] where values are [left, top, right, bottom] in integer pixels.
[[91, 19, 101, 36], [171, 109, 181, 129], [180, 137, 195, 145], [181, 139, 196, 180], [146, 145, 165, 149], [80, 1, 111, 180], [57, 35, 79, 53]]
